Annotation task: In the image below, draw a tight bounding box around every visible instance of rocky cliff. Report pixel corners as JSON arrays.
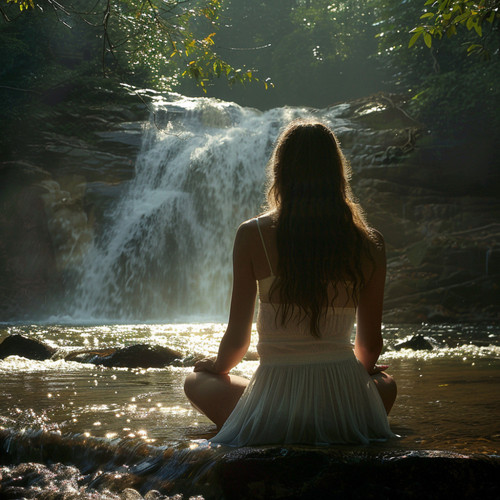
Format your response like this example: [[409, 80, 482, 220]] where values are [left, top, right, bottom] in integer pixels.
[[1, 89, 498, 323]]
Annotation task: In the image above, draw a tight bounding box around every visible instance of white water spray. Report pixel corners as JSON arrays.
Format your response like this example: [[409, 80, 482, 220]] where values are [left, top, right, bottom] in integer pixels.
[[72, 95, 354, 321]]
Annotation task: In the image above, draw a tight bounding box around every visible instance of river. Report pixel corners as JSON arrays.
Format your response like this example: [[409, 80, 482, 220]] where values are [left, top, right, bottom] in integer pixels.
[[1, 322, 498, 452], [1, 322, 499, 497]]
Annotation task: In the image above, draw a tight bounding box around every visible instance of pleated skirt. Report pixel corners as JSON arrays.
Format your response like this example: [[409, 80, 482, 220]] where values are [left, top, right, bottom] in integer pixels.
[[211, 351, 395, 446]]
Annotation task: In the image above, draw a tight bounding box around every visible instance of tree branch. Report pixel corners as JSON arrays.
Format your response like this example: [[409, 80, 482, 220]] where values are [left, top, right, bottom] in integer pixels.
[[0, 6, 10, 22], [0, 85, 42, 95], [102, 0, 111, 76]]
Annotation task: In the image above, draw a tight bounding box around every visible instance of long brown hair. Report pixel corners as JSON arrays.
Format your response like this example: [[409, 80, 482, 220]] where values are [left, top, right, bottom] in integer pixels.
[[266, 119, 375, 337]]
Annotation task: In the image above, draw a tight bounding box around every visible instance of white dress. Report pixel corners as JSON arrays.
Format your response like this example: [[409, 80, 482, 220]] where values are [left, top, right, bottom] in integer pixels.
[[211, 221, 395, 447]]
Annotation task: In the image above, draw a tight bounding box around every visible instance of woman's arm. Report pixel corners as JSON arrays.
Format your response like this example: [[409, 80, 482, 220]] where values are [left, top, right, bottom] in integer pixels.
[[354, 231, 386, 373], [194, 221, 257, 375]]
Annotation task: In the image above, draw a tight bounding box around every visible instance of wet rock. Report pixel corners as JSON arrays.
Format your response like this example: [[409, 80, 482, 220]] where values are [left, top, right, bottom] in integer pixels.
[[94, 122, 144, 148], [0, 162, 60, 319], [393, 334, 434, 351], [1, 486, 31, 500], [211, 448, 499, 500], [121, 488, 144, 500], [0, 337, 183, 368], [101, 344, 182, 368], [64, 348, 119, 364], [38, 175, 94, 274], [0, 334, 55, 360], [143, 490, 163, 500], [66, 344, 183, 368], [1, 428, 498, 500]]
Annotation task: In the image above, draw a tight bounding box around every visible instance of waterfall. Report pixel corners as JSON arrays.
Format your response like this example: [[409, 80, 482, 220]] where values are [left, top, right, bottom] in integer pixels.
[[71, 95, 355, 322]]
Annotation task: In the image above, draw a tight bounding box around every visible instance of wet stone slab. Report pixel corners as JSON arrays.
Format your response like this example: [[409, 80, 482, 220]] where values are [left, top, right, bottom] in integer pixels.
[[1, 428, 498, 499]]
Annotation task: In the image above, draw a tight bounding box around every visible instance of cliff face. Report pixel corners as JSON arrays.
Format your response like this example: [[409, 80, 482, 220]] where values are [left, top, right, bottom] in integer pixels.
[[0, 88, 147, 320], [348, 98, 499, 323], [0, 90, 498, 323]]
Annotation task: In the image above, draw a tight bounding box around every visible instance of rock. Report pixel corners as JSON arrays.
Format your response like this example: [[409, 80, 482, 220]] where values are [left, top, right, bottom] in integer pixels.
[[393, 334, 434, 351], [38, 175, 94, 273], [94, 121, 144, 148], [0, 162, 60, 319], [1, 427, 498, 499], [64, 348, 118, 364], [121, 488, 144, 500], [101, 344, 182, 368], [66, 344, 183, 368], [143, 490, 163, 500], [209, 448, 499, 500], [0, 334, 55, 360]]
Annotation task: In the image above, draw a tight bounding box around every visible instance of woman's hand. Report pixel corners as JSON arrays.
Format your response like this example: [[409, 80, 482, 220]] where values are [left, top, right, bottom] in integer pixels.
[[368, 364, 389, 375], [194, 357, 220, 373]]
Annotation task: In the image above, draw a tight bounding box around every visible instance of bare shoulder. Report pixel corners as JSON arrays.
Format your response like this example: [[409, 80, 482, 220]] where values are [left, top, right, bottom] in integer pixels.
[[237, 212, 275, 237], [237, 218, 257, 236], [233, 218, 260, 249], [256, 211, 276, 228]]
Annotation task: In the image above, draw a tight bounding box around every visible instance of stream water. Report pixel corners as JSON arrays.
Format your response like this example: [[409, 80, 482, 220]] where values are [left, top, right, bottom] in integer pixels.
[[1, 322, 498, 451], [1, 322, 499, 497]]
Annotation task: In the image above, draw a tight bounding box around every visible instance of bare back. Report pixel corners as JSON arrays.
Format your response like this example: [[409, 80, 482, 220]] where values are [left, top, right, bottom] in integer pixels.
[[247, 213, 377, 310]]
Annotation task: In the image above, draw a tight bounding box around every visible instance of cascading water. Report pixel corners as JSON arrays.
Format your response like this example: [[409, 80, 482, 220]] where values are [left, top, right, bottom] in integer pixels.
[[71, 95, 355, 321]]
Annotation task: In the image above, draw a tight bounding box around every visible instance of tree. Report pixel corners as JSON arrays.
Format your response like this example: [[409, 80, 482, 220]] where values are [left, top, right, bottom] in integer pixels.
[[375, 0, 500, 139], [0, 0, 257, 91], [203, 0, 387, 108], [410, 0, 500, 58]]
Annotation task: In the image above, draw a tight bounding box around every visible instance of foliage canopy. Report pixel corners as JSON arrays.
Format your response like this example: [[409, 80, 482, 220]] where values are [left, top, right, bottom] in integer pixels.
[[409, 0, 500, 58], [0, 0, 257, 90], [1, 0, 498, 141]]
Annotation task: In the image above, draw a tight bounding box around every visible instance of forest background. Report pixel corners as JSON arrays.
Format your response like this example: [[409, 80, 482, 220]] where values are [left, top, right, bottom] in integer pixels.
[[1, 0, 499, 151]]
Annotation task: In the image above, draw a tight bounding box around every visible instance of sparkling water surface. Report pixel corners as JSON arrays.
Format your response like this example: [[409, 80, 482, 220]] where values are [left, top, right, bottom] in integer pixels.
[[1, 322, 498, 455]]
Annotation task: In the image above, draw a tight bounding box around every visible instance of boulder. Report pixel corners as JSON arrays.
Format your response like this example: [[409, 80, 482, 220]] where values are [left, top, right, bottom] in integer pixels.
[[393, 334, 434, 351], [66, 344, 183, 368], [209, 448, 499, 500], [0, 334, 55, 360], [64, 348, 118, 364]]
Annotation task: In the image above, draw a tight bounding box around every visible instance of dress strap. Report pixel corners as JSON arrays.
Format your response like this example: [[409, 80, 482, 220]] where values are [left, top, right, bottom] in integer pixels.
[[256, 218, 274, 276]]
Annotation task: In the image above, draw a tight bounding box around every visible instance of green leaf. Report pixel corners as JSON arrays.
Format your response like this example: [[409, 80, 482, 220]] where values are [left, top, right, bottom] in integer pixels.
[[408, 31, 422, 48], [423, 32, 432, 48], [411, 89, 428, 101], [453, 12, 470, 24], [446, 25, 457, 37], [467, 44, 483, 53], [420, 13, 435, 19]]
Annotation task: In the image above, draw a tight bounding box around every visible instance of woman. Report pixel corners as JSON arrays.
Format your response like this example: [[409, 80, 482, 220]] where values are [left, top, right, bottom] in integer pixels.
[[184, 120, 397, 446]]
